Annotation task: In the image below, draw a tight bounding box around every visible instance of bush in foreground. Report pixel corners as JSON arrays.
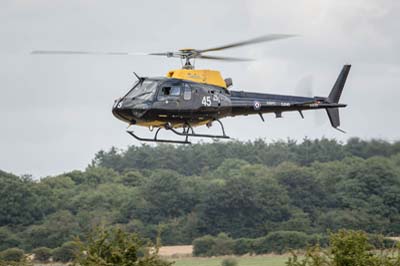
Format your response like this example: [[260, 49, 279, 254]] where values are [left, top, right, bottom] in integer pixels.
[[74, 227, 172, 266], [287, 230, 400, 266], [221, 257, 238, 266]]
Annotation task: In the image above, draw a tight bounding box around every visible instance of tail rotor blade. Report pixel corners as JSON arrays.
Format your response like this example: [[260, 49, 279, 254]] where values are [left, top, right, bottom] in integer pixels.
[[295, 75, 326, 126], [295, 75, 314, 97]]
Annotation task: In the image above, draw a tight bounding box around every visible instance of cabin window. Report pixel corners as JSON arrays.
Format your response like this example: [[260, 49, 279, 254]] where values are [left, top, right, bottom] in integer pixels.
[[170, 86, 181, 96], [158, 82, 181, 100], [183, 84, 192, 100]]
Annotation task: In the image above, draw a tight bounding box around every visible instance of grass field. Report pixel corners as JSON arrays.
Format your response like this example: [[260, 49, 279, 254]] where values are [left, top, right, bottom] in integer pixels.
[[168, 255, 289, 266], [32, 256, 289, 266]]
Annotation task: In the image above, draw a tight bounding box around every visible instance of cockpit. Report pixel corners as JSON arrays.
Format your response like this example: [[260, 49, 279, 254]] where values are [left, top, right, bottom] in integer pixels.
[[122, 78, 194, 103], [125, 79, 159, 101]]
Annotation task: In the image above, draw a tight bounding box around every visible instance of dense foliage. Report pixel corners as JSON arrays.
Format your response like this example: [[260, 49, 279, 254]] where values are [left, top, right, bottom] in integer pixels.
[[0, 138, 400, 255], [192, 231, 326, 256], [192, 231, 397, 256], [287, 230, 400, 266]]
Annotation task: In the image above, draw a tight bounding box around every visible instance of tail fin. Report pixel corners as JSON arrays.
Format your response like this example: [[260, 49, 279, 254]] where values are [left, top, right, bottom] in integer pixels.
[[326, 65, 351, 132], [328, 64, 351, 103]]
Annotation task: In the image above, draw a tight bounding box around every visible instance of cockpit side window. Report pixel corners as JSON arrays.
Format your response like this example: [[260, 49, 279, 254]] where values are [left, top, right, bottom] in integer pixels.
[[158, 82, 182, 100]]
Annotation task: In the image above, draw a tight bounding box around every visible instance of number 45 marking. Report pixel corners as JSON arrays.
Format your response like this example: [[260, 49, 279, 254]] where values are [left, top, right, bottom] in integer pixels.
[[201, 96, 212, 107]]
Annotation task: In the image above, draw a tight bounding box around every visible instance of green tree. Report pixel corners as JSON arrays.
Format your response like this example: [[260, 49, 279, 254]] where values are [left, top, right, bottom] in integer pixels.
[[274, 162, 326, 214], [73, 227, 171, 266], [140, 170, 197, 222], [199, 176, 289, 238], [24, 210, 80, 249], [0, 173, 40, 226]]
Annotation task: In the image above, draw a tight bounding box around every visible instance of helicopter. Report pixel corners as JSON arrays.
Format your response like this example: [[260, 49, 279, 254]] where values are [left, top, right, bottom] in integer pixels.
[[32, 34, 351, 144]]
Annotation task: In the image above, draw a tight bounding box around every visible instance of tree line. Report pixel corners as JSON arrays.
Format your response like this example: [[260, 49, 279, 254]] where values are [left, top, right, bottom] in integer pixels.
[[0, 137, 400, 256]]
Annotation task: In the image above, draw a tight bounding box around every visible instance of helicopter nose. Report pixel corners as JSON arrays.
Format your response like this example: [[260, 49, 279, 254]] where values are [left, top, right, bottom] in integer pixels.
[[112, 98, 134, 123], [113, 98, 125, 110]]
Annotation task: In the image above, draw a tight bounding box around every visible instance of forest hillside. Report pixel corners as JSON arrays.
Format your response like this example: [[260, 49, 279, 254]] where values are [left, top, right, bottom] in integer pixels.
[[1, 137, 400, 253]]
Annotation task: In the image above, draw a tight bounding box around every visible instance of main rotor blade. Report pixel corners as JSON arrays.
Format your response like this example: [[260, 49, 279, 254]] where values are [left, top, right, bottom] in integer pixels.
[[148, 52, 182, 58], [31, 50, 148, 56], [198, 34, 296, 53], [197, 55, 253, 62]]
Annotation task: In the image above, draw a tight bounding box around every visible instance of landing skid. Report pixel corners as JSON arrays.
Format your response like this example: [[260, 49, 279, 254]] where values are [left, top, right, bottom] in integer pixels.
[[127, 119, 230, 144]]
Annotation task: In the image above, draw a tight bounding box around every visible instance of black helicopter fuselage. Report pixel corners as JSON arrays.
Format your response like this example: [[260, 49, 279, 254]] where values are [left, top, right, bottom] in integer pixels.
[[112, 71, 347, 129], [112, 65, 350, 144]]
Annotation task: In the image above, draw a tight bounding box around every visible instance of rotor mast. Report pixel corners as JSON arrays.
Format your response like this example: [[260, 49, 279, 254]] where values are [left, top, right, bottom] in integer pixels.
[[183, 57, 194, 69]]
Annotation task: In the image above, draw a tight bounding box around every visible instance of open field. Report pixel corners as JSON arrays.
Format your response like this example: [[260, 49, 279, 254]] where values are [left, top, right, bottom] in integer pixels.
[[158, 245, 290, 266], [31, 245, 291, 266], [34, 264, 65, 266], [159, 245, 193, 256], [32, 256, 290, 266], [168, 255, 289, 266]]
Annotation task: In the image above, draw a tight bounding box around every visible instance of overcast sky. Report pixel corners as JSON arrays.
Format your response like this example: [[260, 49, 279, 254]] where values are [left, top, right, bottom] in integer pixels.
[[1, 0, 399, 178]]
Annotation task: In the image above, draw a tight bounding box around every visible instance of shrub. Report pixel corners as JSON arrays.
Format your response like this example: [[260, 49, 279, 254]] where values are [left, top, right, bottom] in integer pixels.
[[286, 230, 400, 266], [330, 230, 374, 266], [52, 241, 79, 263], [0, 248, 24, 262], [74, 227, 172, 266], [193, 235, 215, 256], [192, 233, 234, 257], [221, 257, 238, 266], [213, 233, 235, 256], [233, 238, 253, 255], [194, 231, 322, 256], [32, 247, 52, 262], [253, 231, 310, 254]]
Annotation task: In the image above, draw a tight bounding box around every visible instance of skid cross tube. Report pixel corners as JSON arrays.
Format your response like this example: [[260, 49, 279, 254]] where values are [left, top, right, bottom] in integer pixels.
[[127, 130, 191, 144], [168, 119, 230, 139], [127, 119, 230, 144], [169, 128, 230, 139]]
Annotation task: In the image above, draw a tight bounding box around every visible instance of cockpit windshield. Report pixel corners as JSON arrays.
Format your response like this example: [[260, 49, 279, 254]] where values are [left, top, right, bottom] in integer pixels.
[[126, 80, 158, 101]]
